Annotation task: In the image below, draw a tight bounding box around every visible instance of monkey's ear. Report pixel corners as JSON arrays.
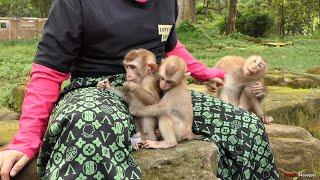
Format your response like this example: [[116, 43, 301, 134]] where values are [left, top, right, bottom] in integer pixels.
[[148, 63, 158, 73], [185, 72, 191, 77]]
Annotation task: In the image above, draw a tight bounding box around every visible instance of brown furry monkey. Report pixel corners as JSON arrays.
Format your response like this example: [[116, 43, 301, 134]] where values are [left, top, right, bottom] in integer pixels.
[[207, 55, 273, 124], [97, 49, 161, 149], [130, 56, 195, 149]]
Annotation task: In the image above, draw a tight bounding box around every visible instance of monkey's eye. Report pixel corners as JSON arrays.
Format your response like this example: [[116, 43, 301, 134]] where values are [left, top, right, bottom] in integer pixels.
[[166, 80, 174, 84], [127, 65, 136, 70], [258, 62, 264, 68], [253, 59, 257, 63]]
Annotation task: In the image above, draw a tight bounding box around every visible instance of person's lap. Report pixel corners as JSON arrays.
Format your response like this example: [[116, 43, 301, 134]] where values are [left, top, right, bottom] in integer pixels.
[[37, 86, 141, 179], [37, 76, 279, 179]]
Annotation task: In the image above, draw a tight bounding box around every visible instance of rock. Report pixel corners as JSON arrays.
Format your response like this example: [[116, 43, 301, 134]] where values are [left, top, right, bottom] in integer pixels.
[[266, 124, 320, 178], [0, 108, 19, 121], [265, 124, 312, 139], [133, 140, 218, 179], [11, 84, 26, 112], [0, 120, 19, 146], [307, 66, 320, 75], [265, 71, 320, 89]]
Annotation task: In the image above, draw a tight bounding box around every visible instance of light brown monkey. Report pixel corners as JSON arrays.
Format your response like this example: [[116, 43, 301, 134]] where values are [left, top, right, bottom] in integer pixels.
[[130, 56, 195, 149], [97, 49, 161, 148], [208, 55, 273, 124]]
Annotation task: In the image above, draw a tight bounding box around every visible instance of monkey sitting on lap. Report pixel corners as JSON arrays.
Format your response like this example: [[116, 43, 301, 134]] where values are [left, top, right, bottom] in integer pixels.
[[130, 56, 195, 149], [206, 55, 273, 124], [97, 49, 161, 150]]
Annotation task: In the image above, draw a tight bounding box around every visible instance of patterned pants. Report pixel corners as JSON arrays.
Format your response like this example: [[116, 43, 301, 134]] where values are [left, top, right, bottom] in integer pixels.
[[37, 74, 279, 179]]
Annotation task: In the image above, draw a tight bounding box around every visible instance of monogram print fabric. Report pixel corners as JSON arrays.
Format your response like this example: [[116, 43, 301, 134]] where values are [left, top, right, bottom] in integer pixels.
[[37, 75, 279, 179]]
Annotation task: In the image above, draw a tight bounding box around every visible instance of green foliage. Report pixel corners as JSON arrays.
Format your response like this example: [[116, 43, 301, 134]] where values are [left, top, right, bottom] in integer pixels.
[[177, 20, 198, 33], [0, 38, 38, 108], [0, 0, 51, 17], [236, 12, 274, 37], [216, 18, 226, 34], [177, 17, 320, 73], [0, 0, 39, 17]]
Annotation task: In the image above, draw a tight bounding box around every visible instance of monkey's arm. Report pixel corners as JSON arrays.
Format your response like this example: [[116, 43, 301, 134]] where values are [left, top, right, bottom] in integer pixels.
[[130, 102, 169, 117], [109, 86, 129, 103]]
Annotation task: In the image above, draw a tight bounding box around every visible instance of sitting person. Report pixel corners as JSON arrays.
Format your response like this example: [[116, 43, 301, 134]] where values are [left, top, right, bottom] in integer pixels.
[[0, 0, 279, 179]]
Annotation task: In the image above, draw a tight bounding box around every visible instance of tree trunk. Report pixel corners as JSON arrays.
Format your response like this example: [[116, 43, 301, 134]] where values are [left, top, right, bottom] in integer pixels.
[[280, 0, 285, 37], [225, 0, 238, 35], [176, 0, 196, 25], [214, 0, 223, 14]]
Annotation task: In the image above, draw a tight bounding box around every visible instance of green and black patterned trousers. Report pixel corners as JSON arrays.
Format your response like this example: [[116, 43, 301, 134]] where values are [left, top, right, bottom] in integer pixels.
[[37, 74, 279, 179]]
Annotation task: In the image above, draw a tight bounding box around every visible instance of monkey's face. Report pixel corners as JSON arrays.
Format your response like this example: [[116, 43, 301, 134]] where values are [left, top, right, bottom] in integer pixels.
[[158, 56, 187, 91], [243, 55, 268, 79], [159, 76, 175, 91], [124, 57, 149, 83]]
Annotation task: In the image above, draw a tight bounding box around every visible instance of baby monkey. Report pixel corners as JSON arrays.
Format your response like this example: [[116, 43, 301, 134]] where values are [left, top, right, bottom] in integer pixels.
[[97, 49, 161, 149], [207, 55, 273, 124], [130, 56, 195, 149]]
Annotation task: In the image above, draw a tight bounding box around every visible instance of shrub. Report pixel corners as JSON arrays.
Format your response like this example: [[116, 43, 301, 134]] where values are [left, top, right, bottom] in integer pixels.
[[177, 20, 197, 33], [236, 12, 274, 37], [216, 18, 227, 34]]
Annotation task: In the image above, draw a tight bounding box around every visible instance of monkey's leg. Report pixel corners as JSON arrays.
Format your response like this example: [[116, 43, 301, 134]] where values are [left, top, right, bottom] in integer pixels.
[[140, 117, 157, 141], [219, 87, 241, 106], [238, 89, 251, 110], [143, 116, 177, 149], [251, 98, 264, 118], [171, 117, 195, 142]]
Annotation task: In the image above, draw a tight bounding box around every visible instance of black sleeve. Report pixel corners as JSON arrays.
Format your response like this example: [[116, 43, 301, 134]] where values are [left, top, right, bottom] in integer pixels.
[[164, 0, 178, 52], [34, 0, 83, 73]]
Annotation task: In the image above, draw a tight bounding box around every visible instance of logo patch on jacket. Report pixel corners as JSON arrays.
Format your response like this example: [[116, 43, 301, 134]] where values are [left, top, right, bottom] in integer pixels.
[[158, 25, 173, 42]]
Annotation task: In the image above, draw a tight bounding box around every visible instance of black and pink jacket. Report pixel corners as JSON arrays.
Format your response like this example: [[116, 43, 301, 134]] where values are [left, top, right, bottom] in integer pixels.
[[7, 0, 224, 158]]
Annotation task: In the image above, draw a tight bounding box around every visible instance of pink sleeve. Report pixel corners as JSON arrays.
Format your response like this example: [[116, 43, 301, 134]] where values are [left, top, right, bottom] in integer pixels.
[[165, 41, 224, 81], [5, 63, 69, 159]]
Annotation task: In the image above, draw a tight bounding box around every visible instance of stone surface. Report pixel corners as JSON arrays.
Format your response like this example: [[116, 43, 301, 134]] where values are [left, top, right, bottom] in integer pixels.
[[265, 71, 320, 89], [0, 107, 19, 121], [266, 124, 320, 179], [133, 140, 218, 179], [11, 84, 26, 112], [307, 66, 320, 75]]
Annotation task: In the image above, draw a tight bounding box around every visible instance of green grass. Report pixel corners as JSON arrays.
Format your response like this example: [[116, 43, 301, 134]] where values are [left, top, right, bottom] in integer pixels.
[[0, 38, 38, 108]]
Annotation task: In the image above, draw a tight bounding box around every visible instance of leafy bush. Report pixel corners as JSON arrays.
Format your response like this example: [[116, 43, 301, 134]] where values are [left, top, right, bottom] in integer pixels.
[[236, 12, 274, 37], [177, 20, 198, 33], [216, 18, 227, 34]]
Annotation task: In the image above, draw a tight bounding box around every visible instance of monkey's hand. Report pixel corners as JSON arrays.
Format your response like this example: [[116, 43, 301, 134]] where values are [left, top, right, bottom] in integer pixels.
[[251, 82, 266, 99], [262, 115, 273, 124], [129, 106, 142, 116], [123, 81, 139, 92], [206, 77, 224, 93], [130, 132, 142, 150], [97, 79, 111, 90]]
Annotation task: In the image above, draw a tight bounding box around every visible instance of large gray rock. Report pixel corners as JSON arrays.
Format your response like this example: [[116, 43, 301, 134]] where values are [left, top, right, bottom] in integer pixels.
[[266, 124, 320, 178], [0, 108, 19, 121], [133, 140, 218, 179]]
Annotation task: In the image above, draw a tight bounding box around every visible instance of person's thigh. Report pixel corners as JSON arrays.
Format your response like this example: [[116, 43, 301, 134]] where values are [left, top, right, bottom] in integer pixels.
[[37, 87, 141, 179], [190, 90, 279, 179]]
